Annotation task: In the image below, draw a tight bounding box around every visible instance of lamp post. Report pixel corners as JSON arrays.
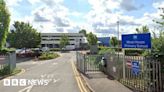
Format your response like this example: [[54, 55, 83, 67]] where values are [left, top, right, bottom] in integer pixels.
[[117, 20, 119, 59]]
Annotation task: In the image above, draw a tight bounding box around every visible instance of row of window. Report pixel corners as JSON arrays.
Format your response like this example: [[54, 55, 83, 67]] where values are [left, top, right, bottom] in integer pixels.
[[42, 36, 83, 37], [42, 44, 75, 48], [42, 39, 82, 41]]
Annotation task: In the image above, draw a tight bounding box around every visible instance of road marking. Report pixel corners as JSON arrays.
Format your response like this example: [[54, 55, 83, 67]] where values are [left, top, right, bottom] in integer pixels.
[[52, 62, 58, 65], [17, 69, 26, 76], [53, 79, 60, 83], [32, 62, 36, 64], [18, 85, 33, 92], [71, 61, 88, 92], [72, 62, 88, 92]]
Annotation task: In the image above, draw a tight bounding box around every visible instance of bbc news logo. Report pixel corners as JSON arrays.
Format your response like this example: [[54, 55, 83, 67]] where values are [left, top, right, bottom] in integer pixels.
[[3, 79, 51, 86]]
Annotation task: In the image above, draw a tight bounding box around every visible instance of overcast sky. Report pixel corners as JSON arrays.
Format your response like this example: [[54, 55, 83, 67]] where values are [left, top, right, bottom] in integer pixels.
[[5, 0, 164, 37]]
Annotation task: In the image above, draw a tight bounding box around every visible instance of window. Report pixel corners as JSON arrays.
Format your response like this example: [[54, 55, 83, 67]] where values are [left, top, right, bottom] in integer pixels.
[[42, 36, 48, 37], [70, 39, 75, 41]]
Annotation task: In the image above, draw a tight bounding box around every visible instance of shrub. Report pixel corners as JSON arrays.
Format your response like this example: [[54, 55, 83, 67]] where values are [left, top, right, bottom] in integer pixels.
[[0, 48, 15, 55], [38, 52, 59, 60], [98, 47, 115, 55], [0, 65, 11, 76], [125, 49, 145, 56], [50, 48, 60, 51]]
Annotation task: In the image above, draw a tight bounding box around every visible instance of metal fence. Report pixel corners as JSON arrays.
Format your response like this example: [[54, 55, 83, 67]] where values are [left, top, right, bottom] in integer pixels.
[[104, 53, 163, 92], [76, 52, 163, 92]]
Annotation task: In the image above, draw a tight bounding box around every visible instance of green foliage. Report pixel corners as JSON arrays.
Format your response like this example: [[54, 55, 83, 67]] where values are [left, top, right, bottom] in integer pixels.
[[39, 52, 59, 60], [125, 49, 145, 56], [50, 48, 60, 51], [0, 65, 10, 76], [110, 37, 118, 47], [79, 29, 87, 37], [151, 11, 164, 61], [0, 0, 10, 49], [153, 13, 164, 27], [0, 66, 21, 77], [98, 47, 115, 55], [87, 32, 97, 45], [8, 21, 41, 49], [0, 48, 15, 54], [151, 32, 164, 60], [60, 34, 69, 49], [135, 26, 149, 33]]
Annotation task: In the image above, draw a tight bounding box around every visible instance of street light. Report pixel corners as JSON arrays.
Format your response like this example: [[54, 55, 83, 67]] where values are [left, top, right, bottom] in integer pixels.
[[117, 18, 120, 62]]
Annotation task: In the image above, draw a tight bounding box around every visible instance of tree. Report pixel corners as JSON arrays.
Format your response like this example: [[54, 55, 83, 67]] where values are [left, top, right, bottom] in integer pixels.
[[110, 37, 118, 47], [136, 26, 149, 33], [60, 34, 69, 49], [151, 11, 164, 60], [8, 21, 41, 49], [79, 29, 87, 37], [87, 32, 97, 45], [153, 10, 164, 27], [0, 0, 10, 50]]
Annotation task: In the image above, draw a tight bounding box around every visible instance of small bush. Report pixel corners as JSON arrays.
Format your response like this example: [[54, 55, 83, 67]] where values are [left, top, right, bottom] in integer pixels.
[[125, 49, 145, 56], [0, 48, 15, 55], [98, 47, 115, 55], [0, 65, 11, 76], [50, 48, 60, 51], [39, 52, 59, 60]]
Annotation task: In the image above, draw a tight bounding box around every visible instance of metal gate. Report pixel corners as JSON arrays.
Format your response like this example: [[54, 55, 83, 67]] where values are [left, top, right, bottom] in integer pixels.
[[76, 52, 103, 74], [105, 53, 163, 92]]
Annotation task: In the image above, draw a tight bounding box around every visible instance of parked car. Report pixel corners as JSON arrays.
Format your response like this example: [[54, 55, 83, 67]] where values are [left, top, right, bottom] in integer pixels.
[[41, 47, 50, 52]]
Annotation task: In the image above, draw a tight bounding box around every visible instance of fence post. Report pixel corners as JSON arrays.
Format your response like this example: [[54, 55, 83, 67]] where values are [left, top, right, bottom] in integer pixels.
[[122, 49, 126, 79], [84, 54, 86, 74]]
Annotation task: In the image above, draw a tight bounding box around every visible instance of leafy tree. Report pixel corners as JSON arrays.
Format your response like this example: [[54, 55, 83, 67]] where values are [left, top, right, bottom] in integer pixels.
[[136, 26, 149, 33], [0, 0, 10, 50], [87, 32, 97, 45], [8, 21, 41, 49], [60, 34, 69, 49], [110, 37, 118, 47], [79, 29, 87, 37], [151, 11, 164, 60], [153, 8, 164, 28]]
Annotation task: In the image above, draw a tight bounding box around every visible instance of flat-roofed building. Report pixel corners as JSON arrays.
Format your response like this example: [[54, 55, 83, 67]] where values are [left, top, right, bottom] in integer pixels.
[[41, 33, 87, 49]]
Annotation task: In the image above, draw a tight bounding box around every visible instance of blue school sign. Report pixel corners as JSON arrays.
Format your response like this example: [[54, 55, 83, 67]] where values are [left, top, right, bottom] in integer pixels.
[[122, 33, 151, 49]]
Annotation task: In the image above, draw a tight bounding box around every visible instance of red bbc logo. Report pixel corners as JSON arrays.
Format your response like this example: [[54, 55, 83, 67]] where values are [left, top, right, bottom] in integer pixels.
[[126, 59, 132, 68]]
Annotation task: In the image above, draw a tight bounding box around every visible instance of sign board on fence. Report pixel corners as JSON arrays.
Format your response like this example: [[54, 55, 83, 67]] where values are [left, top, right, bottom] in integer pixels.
[[126, 59, 132, 68], [122, 33, 151, 49], [132, 61, 140, 75]]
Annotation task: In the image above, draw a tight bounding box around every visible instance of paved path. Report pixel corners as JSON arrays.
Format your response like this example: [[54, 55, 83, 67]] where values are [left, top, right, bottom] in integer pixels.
[[83, 73, 132, 92], [0, 52, 80, 92]]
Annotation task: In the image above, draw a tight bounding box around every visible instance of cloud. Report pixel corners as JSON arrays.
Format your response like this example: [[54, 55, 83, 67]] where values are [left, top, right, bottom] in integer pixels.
[[33, 7, 52, 22], [120, 0, 138, 11], [5, 0, 22, 7], [6, 0, 162, 37], [31, 0, 74, 30], [153, 1, 164, 9]]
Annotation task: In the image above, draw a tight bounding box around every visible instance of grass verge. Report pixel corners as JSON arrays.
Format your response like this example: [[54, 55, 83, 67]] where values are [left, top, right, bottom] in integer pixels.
[[0, 68, 22, 80]]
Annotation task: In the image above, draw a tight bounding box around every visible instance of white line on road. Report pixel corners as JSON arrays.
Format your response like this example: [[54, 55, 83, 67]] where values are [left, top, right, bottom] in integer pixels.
[[18, 85, 33, 92], [52, 62, 58, 65]]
